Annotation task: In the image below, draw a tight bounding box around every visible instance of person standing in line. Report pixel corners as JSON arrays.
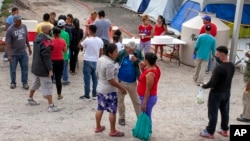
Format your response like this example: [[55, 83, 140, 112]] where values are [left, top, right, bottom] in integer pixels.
[[35, 13, 54, 35], [69, 18, 83, 75], [3, 7, 19, 62], [51, 27, 67, 100], [65, 14, 74, 28], [154, 15, 167, 60], [57, 19, 71, 85], [115, 41, 143, 126], [193, 25, 216, 85], [94, 10, 112, 50], [49, 12, 57, 25], [79, 25, 103, 100], [95, 43, 126, 137], [199, 46, 235, 139], [138, 14, 154, 55], [27, 25, 60, 112], [112, 35, 123, 52], [137, 52, 161, 124], [84, 11, 97, 38], [6, 14, 32, 89], [236, 51, 250, 122], [199, 15, 217, 74]]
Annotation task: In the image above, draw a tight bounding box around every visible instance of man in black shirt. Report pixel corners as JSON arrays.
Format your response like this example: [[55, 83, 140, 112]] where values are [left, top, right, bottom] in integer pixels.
[[199, 46, 235, 139]]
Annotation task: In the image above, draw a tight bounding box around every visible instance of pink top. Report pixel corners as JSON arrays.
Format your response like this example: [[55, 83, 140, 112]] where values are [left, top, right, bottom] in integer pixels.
[[85, 17, 95, 34], [51, 38, 66, 60]]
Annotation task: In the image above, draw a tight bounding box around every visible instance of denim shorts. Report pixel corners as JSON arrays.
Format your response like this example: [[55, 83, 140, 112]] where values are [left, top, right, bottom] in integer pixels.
[[97, 92, 117, 114]]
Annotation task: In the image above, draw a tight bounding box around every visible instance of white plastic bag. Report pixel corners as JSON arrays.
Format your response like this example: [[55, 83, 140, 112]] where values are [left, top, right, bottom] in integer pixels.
[[196, 88, 204, 105]]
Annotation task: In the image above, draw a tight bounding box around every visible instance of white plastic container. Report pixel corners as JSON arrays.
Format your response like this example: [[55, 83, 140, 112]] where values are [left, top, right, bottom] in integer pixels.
[[180, 13, 230, 66]]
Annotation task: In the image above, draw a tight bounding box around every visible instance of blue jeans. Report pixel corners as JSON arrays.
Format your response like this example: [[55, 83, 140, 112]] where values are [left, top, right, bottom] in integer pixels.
[[62, 60, 69, 82], [83, 60, 97, 97], [9, 53, 29, 84], [140, 96, 157, 123]]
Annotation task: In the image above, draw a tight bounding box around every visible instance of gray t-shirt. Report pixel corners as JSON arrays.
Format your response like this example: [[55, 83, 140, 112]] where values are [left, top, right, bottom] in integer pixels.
[[5, 24, 28, 55], [94, 19, 111, 42], [96, 55, 118, 94]]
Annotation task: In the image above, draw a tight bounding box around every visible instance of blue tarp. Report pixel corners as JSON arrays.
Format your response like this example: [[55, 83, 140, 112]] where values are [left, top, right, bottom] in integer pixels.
[[138, 0, 150, 13], [171, 1, 201, 31], [204, 4, 250, 25], [171, 1, 250, 32]]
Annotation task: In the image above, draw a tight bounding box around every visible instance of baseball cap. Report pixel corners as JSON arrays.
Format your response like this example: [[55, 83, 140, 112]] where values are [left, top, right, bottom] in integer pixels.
[[205, 25, 211, 31], [13, 14, 22, 21], [202, 15, 211, 21], [57, 19, 65, 27]]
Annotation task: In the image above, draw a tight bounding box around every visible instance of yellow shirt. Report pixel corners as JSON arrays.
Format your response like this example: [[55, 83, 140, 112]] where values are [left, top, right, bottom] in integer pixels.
[[35, 21, 54, 34]]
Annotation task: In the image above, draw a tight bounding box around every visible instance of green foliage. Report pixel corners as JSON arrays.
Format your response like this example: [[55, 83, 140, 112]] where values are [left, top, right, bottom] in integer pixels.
[[0, 0, 13, 17]]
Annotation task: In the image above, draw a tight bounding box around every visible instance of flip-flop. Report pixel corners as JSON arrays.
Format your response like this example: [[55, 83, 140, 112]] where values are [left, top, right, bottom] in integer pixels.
[[95, 126, 105, 133], [109, 130, 125, 137]]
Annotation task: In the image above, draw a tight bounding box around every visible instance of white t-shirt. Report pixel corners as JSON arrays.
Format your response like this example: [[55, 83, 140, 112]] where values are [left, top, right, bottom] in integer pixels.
[[96, 55, 118, 94], [81, 36, 103, 62], [116, 42, 123, 52]]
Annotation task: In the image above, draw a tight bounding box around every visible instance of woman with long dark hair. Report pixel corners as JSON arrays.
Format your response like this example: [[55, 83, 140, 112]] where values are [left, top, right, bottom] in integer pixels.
[[154, 15, 167, 60], [69, 18, 83, 74]]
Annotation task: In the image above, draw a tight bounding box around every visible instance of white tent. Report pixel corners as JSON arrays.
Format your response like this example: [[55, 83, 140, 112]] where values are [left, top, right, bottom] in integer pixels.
[[143, 0, 183, 22], [124, 0, 143, 13]]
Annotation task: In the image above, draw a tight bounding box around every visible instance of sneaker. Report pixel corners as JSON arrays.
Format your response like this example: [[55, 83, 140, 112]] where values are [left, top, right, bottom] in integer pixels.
[[118, 119, 126, 126], [199, 129, 214, 139], [62, 81, 70, 85], [217, 129, 229, 137], [92, 96, 97, 100], [79, 95, 90, 100], [58, 95, 63, 100], [3, 58, 8, 62], [27, 98, 40, 106], [48, 104, 61, 112], [23, 84, 29, 90], [10, 84, 16, 89]]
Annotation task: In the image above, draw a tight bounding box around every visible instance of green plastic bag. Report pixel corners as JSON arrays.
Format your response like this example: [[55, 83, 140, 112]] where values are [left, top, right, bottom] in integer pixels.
[[132, 112, 152, 141]]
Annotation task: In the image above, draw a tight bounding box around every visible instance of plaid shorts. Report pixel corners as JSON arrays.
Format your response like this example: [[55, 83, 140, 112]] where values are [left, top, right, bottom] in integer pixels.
[[97, 92, 117, 114]]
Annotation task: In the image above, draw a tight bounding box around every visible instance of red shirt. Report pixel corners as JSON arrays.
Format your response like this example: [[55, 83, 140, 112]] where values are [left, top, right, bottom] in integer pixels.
[[154, 24, 165, 36], [138, 24, 153, 42], [137, 65, 161, 96], [199, 22, 217, 37], [51, 38, 66, 60]]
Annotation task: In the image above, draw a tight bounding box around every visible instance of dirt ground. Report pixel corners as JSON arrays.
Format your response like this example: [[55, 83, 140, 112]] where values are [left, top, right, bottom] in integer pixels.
[[0, 0, 249, 141]]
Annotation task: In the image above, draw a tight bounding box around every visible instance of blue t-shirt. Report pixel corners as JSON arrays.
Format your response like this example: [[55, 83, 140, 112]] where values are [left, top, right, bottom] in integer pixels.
[[118, 56, 136, 83], [6, 15, 14, 27]]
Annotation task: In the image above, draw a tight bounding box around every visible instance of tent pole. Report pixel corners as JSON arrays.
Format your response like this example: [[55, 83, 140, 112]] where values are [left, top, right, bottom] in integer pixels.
[[229, 0, 244, 63]]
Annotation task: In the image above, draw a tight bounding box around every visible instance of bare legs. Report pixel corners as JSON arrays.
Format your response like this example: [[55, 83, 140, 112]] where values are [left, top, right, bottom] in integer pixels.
[[155, 46, 163, 59], [96, 110, 117, 133]]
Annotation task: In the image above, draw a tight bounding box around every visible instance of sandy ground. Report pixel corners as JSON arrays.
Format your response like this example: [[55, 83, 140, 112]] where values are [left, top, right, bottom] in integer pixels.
[[0, 0, 249, 141]]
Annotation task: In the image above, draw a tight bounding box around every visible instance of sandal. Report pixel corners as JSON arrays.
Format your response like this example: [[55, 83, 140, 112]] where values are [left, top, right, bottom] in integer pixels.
[[109, 130, 125, 137], [95, 126, 105, 133]]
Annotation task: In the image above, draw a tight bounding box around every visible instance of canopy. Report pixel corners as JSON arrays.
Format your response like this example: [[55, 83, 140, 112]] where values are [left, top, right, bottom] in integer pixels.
[[143, 0, 183, 22], [171, 0, 250, 31]]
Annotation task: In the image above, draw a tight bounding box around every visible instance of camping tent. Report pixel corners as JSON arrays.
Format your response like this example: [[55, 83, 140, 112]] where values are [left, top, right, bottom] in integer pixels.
[[124, 0, 150, 13], [171, 0, 250, 31], [124, 0, 143, 13], [143, 0, 183, 22]]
